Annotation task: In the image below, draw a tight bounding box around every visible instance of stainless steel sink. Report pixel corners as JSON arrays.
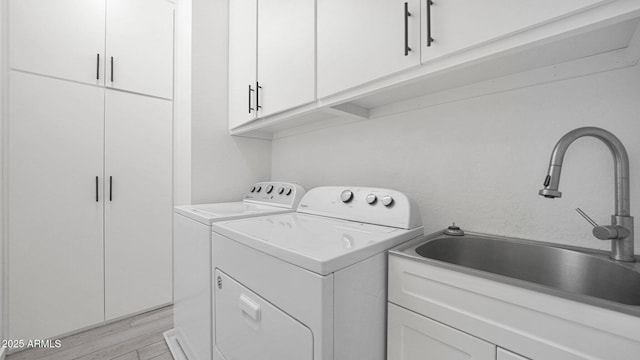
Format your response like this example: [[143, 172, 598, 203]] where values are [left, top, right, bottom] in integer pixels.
[[404, 234, 640, 308]]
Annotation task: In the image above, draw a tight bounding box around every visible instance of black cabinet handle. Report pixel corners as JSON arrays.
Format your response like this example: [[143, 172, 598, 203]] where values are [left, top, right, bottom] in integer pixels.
[[248, 85, 254, 113], [256, 82, 262, 110], [427, 0, 434, 47], [95, 176, 99, 202], [109, 176, 113, 201], [110, 56, 114, 82], [404, 2, 411, 56], [96, 54, 100, 80]]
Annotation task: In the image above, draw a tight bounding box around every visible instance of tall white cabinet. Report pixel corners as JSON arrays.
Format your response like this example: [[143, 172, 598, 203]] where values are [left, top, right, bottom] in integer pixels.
[[8, 0, 174, 340], [8, 72, 106, 340], [104, 90, 173, 320]]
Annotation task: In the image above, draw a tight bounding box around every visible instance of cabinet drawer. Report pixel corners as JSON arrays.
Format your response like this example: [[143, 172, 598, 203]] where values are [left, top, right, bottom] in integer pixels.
[[388, 303, 495, 360]]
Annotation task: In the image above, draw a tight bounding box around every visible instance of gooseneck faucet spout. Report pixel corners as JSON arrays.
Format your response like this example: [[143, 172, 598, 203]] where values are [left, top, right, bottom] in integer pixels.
[[539, 127, 635, 262]]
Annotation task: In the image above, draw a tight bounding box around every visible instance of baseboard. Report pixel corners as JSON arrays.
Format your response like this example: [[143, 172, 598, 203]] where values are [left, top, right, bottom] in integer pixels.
[[163, 329, 189, 360]]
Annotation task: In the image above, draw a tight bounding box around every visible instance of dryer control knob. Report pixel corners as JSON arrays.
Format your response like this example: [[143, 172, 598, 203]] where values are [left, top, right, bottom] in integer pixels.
[[366, 194, 377, 204], [286, 188, 293, 196], [256, 186, 262, 193], [278, 187, 285, 195], [250, 186, 256, 193], [266, 185, 274, 194], [381, 195, 394, 207], [340, 190, 354, 203]]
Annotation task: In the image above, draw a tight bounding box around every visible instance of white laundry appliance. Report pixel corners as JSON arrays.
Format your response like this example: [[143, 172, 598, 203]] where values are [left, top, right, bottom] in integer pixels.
[[211, 186, 423, 360], [165, 182, 305, 360]]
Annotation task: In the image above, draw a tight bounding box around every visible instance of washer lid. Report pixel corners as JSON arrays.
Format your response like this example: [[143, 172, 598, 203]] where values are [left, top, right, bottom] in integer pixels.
[[212, 213, 424, 275], [174, 202, 293, 225]]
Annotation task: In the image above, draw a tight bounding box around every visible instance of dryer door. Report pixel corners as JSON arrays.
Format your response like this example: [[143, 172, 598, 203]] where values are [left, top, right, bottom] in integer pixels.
[[214, 269, 313, 360]]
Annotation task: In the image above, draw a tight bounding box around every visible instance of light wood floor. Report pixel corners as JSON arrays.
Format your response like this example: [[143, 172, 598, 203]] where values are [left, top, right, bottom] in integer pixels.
[[7, 305, 174, 360]]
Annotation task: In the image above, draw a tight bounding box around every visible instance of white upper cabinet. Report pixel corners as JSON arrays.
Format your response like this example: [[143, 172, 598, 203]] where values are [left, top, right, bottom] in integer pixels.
[[421, 0, 610, 63], [228, 0, 258, 130], [9, 0, 173, 98], [228, 0, 315, 129], [106, 0, 175, 99], [257, 0, 315, 117], [318, 0, 421, 98], [9, 0, 106, 85]]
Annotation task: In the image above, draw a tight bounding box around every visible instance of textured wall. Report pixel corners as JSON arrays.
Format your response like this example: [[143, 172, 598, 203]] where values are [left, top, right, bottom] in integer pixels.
[[273, 64, 640, 252], [191, 0, 271, 203]]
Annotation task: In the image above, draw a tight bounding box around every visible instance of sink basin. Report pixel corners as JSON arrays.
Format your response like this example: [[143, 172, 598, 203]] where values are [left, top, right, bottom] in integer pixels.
[[414, 236, 640, 306]]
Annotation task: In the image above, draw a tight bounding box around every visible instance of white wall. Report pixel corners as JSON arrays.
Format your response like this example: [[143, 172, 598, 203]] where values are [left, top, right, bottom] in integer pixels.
[[1, 0, 7, 351], [190, 0, 271, 204], [273, 64, 640, 253]]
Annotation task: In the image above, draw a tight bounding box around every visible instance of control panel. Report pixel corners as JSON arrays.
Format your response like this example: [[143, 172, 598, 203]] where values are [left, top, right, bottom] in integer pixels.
[[297, 186, 422, 229], [243, 182, 305, 209]]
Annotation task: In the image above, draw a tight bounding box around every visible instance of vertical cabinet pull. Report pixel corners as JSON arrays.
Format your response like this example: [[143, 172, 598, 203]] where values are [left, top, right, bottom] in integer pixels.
[[109, 176, 113, 201], [110, 56, 114, 82], [404, 2, 411, 56], [248, 85, 254, 113], [95, 176, 99, 202], [426, 0, 434, 47], [256, 82, 262, 110], [96, 54, 100, 80]]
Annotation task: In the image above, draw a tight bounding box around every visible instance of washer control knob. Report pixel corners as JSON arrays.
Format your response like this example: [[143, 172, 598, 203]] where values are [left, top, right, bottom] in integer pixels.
[[340, 190, 354, 203], [278, 187, 285, 195], [366, 194, 377, 204], [286, 188, 293, 196], [256, 186, 262, 193], [250, 186, 256, 193], [266, 185, 274, 194], [381, 195, 394, 207]]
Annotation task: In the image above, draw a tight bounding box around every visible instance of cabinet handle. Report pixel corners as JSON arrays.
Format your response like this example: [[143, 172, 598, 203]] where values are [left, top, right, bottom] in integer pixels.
[[109, 176, 113, 201], [110, 56, 114, 82], [404, 2, 411, 56], [96, 54, 100, 80], [95, 176, 99, 202], [256, 82, 262, 110], [426, 0, 434, 47], [248, 85, 254, 113]]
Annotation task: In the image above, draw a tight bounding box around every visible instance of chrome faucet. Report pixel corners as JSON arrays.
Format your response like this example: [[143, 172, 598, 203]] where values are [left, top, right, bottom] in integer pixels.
[[539, 127, 635, 262]]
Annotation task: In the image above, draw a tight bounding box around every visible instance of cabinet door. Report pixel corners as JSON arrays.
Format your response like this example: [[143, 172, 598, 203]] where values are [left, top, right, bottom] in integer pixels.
[[421, 0, 609, 63], [106, 0, 174, 99], [387, 303, 496, 360], [228, 0, 257, 129], [498, 348, 530, 360], [257, 0, 315, 117], [9, 0, 105, 85], [318, 0, 421, 98], [8, 71, 105, 340], [104, 90, 173, 320]]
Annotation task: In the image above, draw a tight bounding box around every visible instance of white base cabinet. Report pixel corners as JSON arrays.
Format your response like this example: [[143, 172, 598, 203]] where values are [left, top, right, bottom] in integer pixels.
[[388, 253, 640, 360], [388, 303, 495, 360]]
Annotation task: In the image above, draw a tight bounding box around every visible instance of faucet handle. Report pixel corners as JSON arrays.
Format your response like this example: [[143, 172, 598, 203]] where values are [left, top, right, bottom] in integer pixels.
[[576, 208, 599, 227], [576, 208, 619, 240]]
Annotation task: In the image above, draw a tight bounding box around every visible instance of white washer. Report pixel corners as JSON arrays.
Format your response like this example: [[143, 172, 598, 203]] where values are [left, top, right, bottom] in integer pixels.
[[165, 182, 305, 360], [211, 186, 423, 360]]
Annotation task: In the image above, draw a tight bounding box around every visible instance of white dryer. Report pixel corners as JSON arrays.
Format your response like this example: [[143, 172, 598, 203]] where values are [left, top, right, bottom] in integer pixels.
[[211, 186, 423, 360], [165, 182, 305, 360]]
